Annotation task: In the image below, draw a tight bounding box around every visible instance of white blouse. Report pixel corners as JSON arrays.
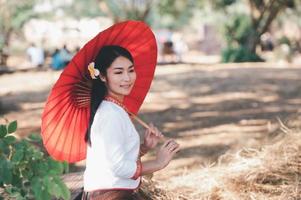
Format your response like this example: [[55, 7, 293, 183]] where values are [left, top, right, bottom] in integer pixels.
[[84, 100, 141, 191]]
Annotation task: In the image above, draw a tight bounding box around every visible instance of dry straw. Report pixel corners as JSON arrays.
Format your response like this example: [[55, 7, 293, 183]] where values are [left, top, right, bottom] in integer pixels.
[[143, 129, 300, 199]]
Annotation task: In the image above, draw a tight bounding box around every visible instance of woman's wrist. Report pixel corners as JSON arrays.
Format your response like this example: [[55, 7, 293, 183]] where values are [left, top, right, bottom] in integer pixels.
[[141, 159, 163, 175], [141, 143, 150, 151], [140, 143, 149, 155], [154, 158, 165, 170]]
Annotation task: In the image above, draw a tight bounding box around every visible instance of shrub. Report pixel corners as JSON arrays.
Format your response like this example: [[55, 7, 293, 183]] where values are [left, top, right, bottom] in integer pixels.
[[222, 14, 263, 62], [0, 120, 70, 200], [222, 46, 264, 62]]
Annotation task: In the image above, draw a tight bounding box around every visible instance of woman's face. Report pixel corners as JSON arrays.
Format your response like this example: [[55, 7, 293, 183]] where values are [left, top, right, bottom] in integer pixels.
[[101, 56, 136, 101]]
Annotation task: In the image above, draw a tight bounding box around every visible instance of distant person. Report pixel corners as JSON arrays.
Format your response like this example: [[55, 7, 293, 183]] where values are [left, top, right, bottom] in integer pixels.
[[260, 32, 274, 51], [51, 48, 65, 70], [172, 33, 188, 62], [59, 44, 72, 66], [26, 43, 45, 68], [50, 45, 73, 70], [161, 41, 176, 63]]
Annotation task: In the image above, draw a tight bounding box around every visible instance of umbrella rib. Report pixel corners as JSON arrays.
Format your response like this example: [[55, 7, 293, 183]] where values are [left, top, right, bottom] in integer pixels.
[[72, 90, 91, 96], [116, 24, 147, 46], [56, 105, 77, 162], [42, 102, 79, 137], [103, 21, 121, 44], [68, 108, 81, 162], [61, 72, 83, 81], [121, 26, 149, 47], [74, 83, 92, 90], [71, 60, 88, 81], [109, 22, 128, 44], [78, 106, 89, 161], [42, 92, 72, 119], [45, 91, 73, 109], [68, 105, 82, 160], [42, 97, 73, 137], [72, 95, 91, 101], [59, 107, 78, 162], [73, 97, 90, 101], [52, 80, 91, 91], [43, 101, 75, 145], [130, 36, 154, 52], [76, 104, 89, 108]]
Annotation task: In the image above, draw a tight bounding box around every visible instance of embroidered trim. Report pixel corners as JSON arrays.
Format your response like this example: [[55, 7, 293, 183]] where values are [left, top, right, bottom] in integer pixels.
[[104, 96, 129, 113]]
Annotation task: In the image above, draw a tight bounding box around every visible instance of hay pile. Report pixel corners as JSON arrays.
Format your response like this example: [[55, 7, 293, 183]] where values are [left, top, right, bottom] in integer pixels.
[[146, 131, 300, 199], [139, 177, 181, 200]]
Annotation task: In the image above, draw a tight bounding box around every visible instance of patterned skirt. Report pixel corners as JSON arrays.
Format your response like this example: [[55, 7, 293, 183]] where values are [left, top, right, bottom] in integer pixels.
[[82, 189, 148, 200]]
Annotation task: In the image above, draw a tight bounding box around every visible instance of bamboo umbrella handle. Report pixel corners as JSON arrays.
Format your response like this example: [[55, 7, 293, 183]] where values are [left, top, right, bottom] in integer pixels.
[[130, 113, 168, 142]]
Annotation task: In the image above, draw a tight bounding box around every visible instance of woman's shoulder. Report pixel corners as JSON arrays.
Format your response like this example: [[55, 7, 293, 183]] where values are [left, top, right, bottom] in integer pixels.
[[96, 100, 127, 120]]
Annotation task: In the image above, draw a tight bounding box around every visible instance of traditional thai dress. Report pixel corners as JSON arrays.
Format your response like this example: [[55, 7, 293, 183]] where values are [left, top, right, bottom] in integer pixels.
[[83, 100, 145, 200]]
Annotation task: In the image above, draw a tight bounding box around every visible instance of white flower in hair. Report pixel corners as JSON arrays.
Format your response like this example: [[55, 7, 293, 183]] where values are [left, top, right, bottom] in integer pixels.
[[88, 62, 100, 79]]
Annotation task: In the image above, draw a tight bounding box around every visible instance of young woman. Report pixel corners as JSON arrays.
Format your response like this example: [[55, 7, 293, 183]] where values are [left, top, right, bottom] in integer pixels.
[[83, 45, 180, 200]]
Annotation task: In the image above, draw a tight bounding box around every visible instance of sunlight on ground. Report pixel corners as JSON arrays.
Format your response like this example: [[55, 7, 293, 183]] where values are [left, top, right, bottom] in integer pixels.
[[0, 70, 60, 95], [1, 62, 301, 199]]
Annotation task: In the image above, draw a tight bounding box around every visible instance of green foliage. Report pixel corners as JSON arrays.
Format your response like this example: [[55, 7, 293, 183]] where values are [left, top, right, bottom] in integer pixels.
[[63, 0, 104, 19], [104, 0, 126, 19], [222, 46, 263, 62], [224, 14, 254, 46], [222, 14, 263, 62], [156, 0, 195, 29], [100, 0, 154, 22], [0, 0, 37, 31], [213, 0, 237, 9], [278, 36, 291, 46], [0, 121, 70, 200]]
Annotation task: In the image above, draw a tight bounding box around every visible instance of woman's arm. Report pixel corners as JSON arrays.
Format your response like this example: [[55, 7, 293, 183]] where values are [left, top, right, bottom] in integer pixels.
[[141, 139, 180, 175], [140, 123, 164, 157]]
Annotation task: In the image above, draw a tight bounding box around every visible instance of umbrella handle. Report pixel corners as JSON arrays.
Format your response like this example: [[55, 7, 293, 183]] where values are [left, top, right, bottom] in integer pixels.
[[129, 113, 168, 142]]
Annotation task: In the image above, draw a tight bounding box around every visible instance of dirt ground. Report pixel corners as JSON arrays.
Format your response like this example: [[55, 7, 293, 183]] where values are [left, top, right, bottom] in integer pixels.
[[1, 61, 301, 192]]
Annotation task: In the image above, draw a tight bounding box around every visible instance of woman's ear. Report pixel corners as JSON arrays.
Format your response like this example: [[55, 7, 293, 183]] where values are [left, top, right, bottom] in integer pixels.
[[99, 74, 106, 82]]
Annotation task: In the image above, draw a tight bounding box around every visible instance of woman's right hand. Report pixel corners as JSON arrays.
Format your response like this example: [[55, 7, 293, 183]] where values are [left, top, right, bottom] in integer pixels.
[[155, 139, 180, 169]]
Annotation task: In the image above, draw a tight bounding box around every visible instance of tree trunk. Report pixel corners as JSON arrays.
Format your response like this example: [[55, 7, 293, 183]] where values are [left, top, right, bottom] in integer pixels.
[[0, 29, 12, 66], [246, 31, 260, 54], [246, 0, 286, 55]]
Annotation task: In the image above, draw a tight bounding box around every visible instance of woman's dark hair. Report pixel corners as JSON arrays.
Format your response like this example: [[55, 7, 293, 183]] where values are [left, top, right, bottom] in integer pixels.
[[85, 45, 133, 145]]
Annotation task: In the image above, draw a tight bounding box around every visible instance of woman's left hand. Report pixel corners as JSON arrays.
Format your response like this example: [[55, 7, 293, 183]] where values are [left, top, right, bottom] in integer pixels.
[[143, 123, 164, 150]]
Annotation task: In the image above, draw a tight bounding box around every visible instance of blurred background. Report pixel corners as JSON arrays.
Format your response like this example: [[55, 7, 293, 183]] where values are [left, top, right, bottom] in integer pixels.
[[0, 0, 301, 70], [0, 0, 300, 199]]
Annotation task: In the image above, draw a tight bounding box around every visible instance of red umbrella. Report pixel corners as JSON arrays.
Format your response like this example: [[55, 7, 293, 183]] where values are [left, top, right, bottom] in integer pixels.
[[41, 20, 157, 163]]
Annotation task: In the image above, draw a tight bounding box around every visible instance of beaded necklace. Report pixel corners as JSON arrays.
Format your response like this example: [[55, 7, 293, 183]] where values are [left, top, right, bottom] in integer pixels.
[[104, 96, 148, 127], [104, 96, 130, 114]]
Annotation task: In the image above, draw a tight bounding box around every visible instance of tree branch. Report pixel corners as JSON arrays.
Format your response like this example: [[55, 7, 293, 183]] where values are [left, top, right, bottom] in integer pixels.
[[254, 0, 277, 31], [141, 0, 153, 21], [259, 2, 285, 35], [248, 0, 256, 26]]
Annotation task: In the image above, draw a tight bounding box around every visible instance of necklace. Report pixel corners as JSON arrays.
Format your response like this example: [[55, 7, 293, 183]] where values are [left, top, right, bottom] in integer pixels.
[[104, 96, 150, 129], [104, 96, 129, 113]]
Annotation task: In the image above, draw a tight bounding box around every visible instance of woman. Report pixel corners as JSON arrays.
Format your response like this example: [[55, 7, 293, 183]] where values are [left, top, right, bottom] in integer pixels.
[[83, 45, 180, 200]]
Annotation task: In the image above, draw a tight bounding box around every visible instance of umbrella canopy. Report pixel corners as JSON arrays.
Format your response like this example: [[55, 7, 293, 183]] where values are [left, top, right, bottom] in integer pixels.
[[41, 20, 157, 163]]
